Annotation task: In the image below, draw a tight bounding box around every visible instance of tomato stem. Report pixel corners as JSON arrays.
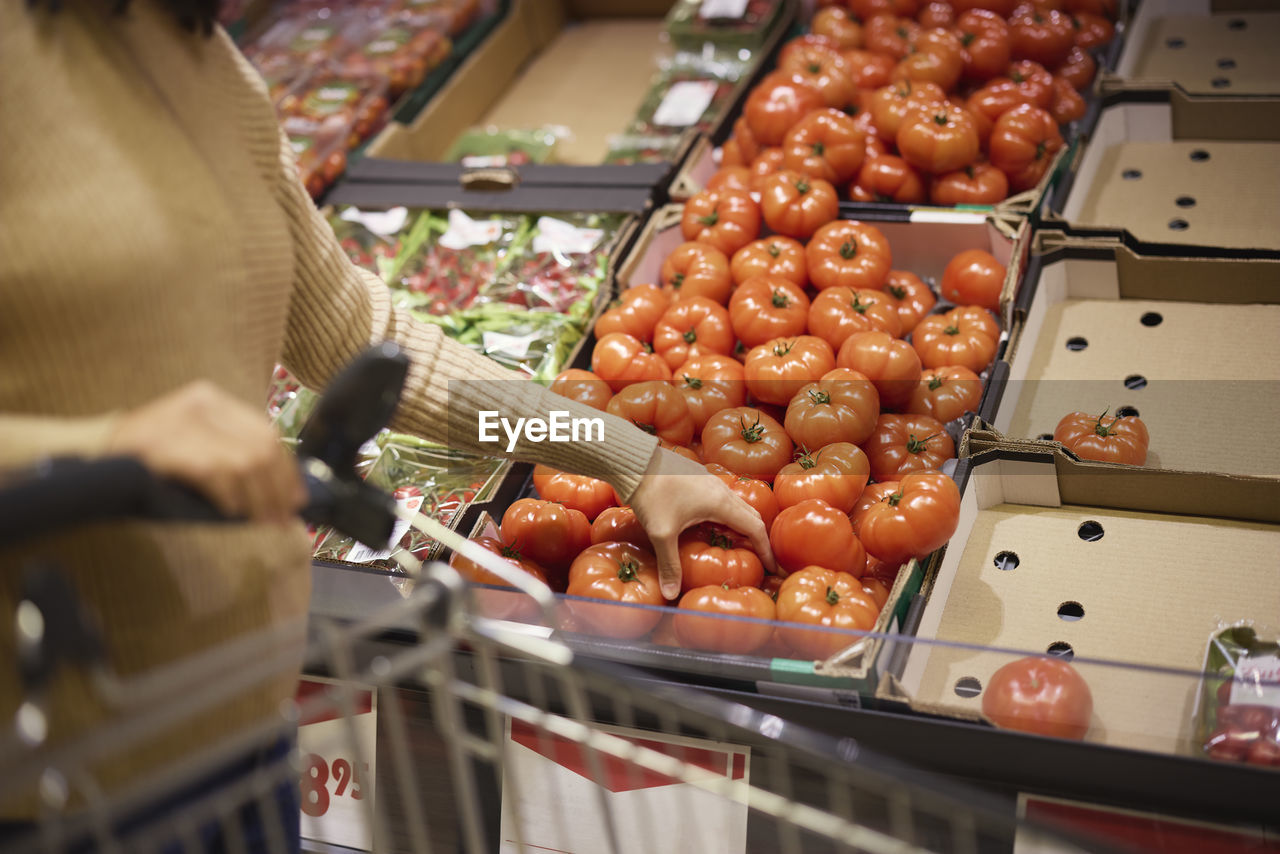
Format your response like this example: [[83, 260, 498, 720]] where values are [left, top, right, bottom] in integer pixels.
[[1093, 407, 1123, 437], [808, 388, 831, 405], [633, 421, 657, 435], [670, 272, 685, 289], [825, 586, 840, 606], [773, 340, 794, 357], [839, 239, 859, 260], [906, 432, 941, 454], [683, 329, 698, 344], [698, 208, 720, 227], [928, 373, 945, 391], [617, 560, 640, 583], [944, 324, 960, 336], [797, 449, 817, 470], [850, 294, 868, 314], [886, 490, 904, 507], [887, 284, 907, 300], [709, 530, 734, 549], [795, 178, 811, 194], [933, 113, 948, 126], [768, 243, 781, 258], [683, 374, 703, 390], [812, 141, 826, 157], [739, 415, 766, 444], [771, 290, 792, 308]]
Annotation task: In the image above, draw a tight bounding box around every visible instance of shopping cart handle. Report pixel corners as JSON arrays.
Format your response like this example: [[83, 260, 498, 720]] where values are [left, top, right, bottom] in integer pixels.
[[0, 344, 411, 549]]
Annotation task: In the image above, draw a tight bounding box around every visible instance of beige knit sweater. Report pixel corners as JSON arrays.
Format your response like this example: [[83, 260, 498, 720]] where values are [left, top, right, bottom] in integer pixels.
[[0, 0, 658, 808]]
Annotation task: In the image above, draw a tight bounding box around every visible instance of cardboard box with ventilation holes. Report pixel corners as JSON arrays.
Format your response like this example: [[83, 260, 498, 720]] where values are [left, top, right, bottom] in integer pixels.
[[876, 441, 1280, 758], [975, 234, 1280, 478], [1043, 97, 1280, 252]]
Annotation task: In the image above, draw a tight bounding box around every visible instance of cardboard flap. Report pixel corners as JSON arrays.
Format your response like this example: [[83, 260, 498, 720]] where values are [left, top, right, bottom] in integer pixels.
[[1069, 140, 1280, 250], [1127, 13, 1280, 97]]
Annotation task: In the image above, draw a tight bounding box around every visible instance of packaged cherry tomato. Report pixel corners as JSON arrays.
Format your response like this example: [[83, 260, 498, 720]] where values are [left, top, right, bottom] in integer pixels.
[[282, 117, 351, 200], [278, 71, 390, 147], [603, 133, 685, 165], [328, 206, 411, 278], [337, 20, 452, 97], [445, 126, 563, 167], [388, 209, 527, 317], [313, 442, 505, 570], [664, 0, 784, 51], [1196, 623, 1280, 768], [483, 213, 622, 314]]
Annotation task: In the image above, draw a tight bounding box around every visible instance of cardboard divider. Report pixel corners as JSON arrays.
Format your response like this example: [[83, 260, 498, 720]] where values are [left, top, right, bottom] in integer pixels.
[[880, 444, 1280, 757], [1046, 98, 1280, 253], [981, 238, 1280, 478]]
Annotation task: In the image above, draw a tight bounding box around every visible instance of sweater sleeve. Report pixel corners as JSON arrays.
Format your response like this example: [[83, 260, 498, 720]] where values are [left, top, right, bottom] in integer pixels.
[[270, 134, 659, 501], [0, 412, 120, 470]]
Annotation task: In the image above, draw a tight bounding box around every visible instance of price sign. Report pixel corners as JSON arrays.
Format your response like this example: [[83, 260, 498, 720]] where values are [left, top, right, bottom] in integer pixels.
[[499, 719, 749, 853], [296, 678, 378, 851]]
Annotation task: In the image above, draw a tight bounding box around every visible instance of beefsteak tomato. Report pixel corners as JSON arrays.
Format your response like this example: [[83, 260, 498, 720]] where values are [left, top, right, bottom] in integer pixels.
[[863, 413, 956, 480], [851, 470, 960, 567], [566, 542, 664, 639], [784, 368, 881, 448], [1053, 408, 1149, 465], [701, 406, 794, 482], [835, 330, 923, 409], [775, 566, 880, 659]]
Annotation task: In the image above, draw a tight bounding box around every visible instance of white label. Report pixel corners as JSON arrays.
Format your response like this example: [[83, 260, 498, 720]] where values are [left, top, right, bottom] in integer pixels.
[[301, 26, 330, 41], [439, 209, 504, 250], [652, 80, 718, 128], [533, 215, 604, 255], [367, 39, 399, 54], [297, 679, 377, 851], [1230, 654, 1280, 708], [499, 719, 748, 854], [481, 330, 540, 361], [699, 0, 749, 19], [317, 86, 352, 101], [461, 154, 511, 168], [343, 489, 423, 563], [340, 206, 409, 237]]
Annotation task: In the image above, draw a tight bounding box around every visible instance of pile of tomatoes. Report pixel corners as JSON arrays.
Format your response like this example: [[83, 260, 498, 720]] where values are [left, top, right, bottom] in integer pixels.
[[450, 185, 1013, 660], [711, 0, 1117, 207]]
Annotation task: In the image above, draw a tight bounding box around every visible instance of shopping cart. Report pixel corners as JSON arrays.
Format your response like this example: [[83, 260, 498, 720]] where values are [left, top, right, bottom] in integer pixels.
[[0, 345, 1121, 854]]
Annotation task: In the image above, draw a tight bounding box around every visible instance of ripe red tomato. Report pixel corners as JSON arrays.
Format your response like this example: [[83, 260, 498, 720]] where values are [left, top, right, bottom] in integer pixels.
[[730, 237, 808, 288], [982, 657, 1094, 740], [851, 470, 960, 567], [864, 13, 922, 59], [672, 354, 747, 434], [784, 368, 881, 448], [850, 154, 929, 204], [836, 330, 923, 409], [678, 524, 765, 591], [701, 406, 794, 483], [749, 147, 788, 190], [501, 497, 592, 582], [661, 438, 702, 462], [931, 161, 1009, 206], [744, 72, 826, 146], [675, 584, 777, 655], [896, 102, 981, 174], [770, 499, 867, 578], [1072, 11, 1113, 49], [591, 505, 652, 550], [660, 242, 733, 305], [812, 6, 865, 50], [596, 284, 671, 342], [720, 137, 750, 169], [759, 171, 840, 241], [879, 270, 938, 335], [907, 366, 983, 422], [566, 542, 664, 639], [951, 0, 1016, 14], [728, 116, 761, 164], [808, 287, 903, 351], [967, 79, 1038, 136], [989, 103, 1064, 192], [652, 297, 735, 371], [1053, 408, 1149, 465], [842, 49, 897, 89], [1049, 76, 1086, 124], [532, 462, 619, 521], [851, 0, 921, 18], [776, 566, 880, 659], [706, 463, 780, 529], [806, 220, 893, 292], [955, 9, 1012, 82], [729, 275, 811, 349], [706, 166, 756, 194], [774, 442, 870, 513], [592, 332, 673, 392], [863, 414, 956, 480], [449, 536, 550, 621], [860, 576, 891, 608], [744, 335, 838, 406], [681, 189, 761, 257], [782, 108, 867, 185], [869, 80, 947, 141], [1054, 45, 1096, 91], [550, 368, 612, 411], [605, 380, 695, 446], [912, 306, 1001, 372], [1010, 3, 1075, 67], [778, 43, 857, 109], [892, 29, 965, 92], [942, 248, 1006, 311], [1004, 60, 1056, 107]]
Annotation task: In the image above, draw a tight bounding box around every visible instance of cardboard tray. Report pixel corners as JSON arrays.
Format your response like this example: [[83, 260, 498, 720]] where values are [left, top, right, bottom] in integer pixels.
[[877, 441, 1280, 759], [1043, 96, 1280, 254], [364, 0, 774, 168], [977, 233, 1280, 478], [1102, 0, 1280, 133]]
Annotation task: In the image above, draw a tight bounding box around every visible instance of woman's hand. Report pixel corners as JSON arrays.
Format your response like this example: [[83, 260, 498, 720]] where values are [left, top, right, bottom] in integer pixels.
[[628, 449, 777, 599], [105, 380, 306, 523]]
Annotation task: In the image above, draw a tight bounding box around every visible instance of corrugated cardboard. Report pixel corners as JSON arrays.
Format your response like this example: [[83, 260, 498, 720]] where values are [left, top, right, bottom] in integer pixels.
[[883, 447, 1280, 757], [1053, 100, 1280, 251], [988, 242, 1280, 477]]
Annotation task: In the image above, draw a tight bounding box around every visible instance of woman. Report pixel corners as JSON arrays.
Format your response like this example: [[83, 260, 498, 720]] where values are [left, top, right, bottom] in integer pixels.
[[0, 0, 773, 848]]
